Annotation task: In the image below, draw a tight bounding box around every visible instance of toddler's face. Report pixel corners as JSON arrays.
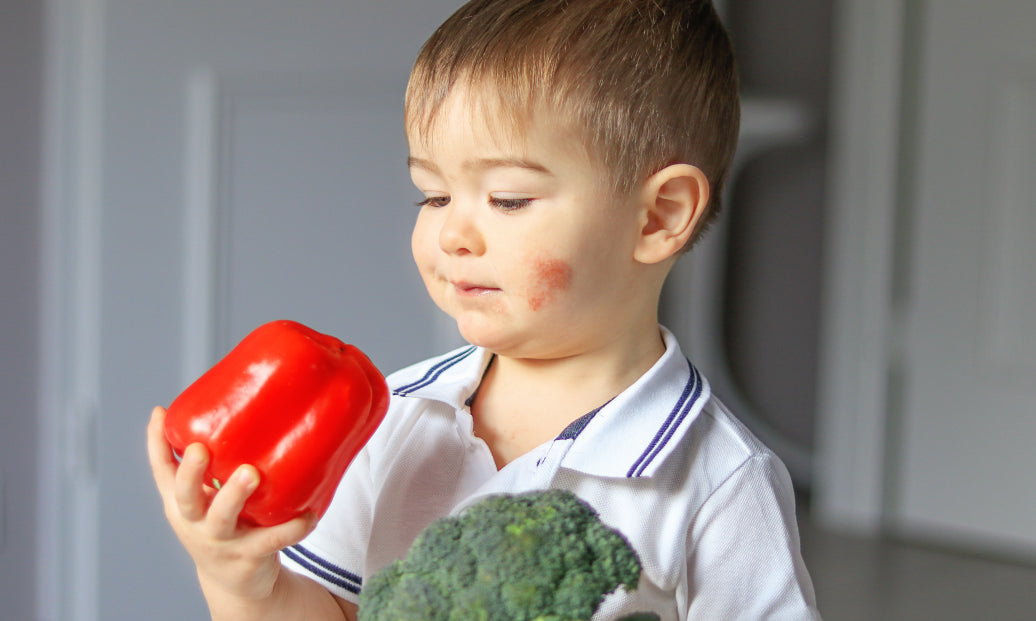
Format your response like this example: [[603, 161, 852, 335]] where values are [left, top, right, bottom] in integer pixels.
[[407, 89, 644, 359]]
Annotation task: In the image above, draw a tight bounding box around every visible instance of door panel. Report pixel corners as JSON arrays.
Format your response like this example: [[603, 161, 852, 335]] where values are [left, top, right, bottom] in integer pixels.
[[86, 2, 463, 619], [212, 73, 440, 362], [894, 0, 1036, 556]]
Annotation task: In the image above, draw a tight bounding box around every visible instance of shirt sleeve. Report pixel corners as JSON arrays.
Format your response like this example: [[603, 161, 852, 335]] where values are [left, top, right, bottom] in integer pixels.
[[279, 444, 375, 604], [686, 452, 822, 620]]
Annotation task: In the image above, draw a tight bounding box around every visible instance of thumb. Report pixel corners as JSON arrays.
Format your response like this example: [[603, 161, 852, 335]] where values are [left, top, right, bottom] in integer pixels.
[[245, 512, 319, 558]]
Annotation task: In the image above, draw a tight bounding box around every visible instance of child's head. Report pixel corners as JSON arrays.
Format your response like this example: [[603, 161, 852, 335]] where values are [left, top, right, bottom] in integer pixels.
[[404, 0, 740, 246]]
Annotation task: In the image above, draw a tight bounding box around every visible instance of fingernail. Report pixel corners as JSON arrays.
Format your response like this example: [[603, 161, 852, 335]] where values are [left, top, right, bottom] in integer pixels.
[[186, 445, 205, 464], [236, 467, 258, 488]]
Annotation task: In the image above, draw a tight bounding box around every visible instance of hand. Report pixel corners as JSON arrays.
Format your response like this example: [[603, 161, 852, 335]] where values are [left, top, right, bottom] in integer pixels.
[[147, 406, 318, 605]]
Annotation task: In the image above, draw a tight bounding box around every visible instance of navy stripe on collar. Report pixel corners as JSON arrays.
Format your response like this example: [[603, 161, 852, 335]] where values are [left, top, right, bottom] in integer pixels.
[[393, 346, 477, 396], [627, 359, 703, 477], [556, 400, 611, 440], [283, 544, 362, 594]]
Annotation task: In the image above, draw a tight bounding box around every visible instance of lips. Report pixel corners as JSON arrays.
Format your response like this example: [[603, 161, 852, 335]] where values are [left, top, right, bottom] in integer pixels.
[[449, 279, 500, 297]]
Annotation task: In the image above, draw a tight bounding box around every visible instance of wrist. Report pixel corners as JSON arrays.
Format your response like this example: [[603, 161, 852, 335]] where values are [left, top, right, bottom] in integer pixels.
[[197, 561, 285, 621]]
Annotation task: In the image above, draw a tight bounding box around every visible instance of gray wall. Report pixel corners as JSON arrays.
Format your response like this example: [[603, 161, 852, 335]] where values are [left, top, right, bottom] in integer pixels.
[[0, 1, 832, 617], [0, 0, 43, 618]]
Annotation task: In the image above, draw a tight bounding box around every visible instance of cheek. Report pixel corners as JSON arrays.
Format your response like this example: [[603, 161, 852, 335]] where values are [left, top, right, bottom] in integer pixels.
[[411, 216, 434, 273], [526, 255, 573, 311]]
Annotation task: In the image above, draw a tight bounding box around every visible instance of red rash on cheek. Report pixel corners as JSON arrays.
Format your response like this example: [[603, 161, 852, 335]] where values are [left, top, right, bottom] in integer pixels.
[[527, 257, 573, 311]]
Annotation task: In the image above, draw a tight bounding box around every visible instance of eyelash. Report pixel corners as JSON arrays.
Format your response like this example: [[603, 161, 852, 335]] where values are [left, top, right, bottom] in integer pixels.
[[489, 197, 532, 211], [415, 196, 450, 208], [414, 196, 533, 212]]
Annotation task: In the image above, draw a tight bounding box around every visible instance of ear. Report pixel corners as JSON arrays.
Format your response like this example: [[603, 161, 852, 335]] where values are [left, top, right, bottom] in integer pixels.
[[633, 164, 710, 264]]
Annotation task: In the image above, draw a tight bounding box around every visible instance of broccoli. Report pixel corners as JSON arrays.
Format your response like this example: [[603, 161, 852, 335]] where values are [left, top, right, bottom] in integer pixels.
[[357, 489, 659, 621]]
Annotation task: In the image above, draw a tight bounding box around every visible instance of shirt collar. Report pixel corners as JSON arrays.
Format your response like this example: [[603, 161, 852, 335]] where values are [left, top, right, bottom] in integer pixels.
[[388, 326, 711, 479], [389, 343, 488, 408], [551, 327, 711, 478]]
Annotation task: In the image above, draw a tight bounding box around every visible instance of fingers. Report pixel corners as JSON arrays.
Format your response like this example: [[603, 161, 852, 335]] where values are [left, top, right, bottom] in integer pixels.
[[174, 442, 213, 521], [242, 512, 319, 557], [147, 405, 310, 562], [147, 406, 176, 490], [207, 466, 318, 551], [207, 465, 260, 539], [149, 407, 263, 534]]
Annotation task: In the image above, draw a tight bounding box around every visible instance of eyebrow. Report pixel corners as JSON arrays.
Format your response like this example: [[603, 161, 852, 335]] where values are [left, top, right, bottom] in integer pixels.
[[407, 156, 554, 176]]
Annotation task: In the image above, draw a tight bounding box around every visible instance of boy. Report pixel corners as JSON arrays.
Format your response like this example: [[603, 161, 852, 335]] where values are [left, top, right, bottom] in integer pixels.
[[148, 0, 820, 619]]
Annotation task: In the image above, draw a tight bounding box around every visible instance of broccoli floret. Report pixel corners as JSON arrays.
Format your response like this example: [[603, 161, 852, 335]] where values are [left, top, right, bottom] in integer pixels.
[[358, 489, 652, 621]]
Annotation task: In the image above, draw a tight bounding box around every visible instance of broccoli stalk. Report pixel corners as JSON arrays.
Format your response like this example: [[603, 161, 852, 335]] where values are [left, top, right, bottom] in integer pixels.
[[358, 489, 659, 621]]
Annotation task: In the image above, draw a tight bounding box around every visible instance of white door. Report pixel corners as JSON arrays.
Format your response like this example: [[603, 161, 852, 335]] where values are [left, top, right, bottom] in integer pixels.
[[891, 0, 1036, 556], [42, 2, 464, 619]]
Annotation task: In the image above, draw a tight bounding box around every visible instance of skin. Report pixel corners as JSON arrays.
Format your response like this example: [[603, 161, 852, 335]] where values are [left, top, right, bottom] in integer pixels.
[[527, 256, 573, 311], [147, 407, 358, 620], [408, 86, 709, 465], [146, 81, 708, 620]]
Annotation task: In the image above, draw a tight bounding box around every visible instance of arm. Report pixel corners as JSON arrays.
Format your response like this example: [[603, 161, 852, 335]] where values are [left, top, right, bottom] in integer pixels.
[[148, 406, 359, 621], [202, 569, 358, 621], [686, 453, 821, 620]]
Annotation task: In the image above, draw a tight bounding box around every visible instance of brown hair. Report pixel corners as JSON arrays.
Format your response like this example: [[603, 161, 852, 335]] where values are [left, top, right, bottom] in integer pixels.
[[405, 0, 740, 246]]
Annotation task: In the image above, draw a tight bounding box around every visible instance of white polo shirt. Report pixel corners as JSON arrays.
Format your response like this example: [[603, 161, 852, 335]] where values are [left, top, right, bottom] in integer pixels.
[[280, 327, 820, 620]]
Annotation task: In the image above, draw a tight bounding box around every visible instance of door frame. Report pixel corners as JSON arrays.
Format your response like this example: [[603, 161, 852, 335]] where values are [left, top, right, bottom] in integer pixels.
[[813, 0, 909, 534], [38, 0, 105, 619]]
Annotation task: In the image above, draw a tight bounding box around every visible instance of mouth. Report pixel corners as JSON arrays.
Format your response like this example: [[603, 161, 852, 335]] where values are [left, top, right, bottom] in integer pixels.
[[450, 280, 499, 297]]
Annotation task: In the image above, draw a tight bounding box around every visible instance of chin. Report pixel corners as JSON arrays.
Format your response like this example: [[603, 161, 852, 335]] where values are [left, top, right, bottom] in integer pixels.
[[456, 326, 501, 350], [456, 321, 517, 353]]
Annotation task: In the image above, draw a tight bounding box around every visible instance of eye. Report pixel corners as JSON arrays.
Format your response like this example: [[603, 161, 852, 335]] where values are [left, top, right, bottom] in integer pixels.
[[416, 196, 451, 208], [489, 197, 533, 212]]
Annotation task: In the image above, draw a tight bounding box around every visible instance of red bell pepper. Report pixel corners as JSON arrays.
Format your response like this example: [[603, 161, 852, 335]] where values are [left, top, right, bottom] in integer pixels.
[[163, 319, 389, 527]]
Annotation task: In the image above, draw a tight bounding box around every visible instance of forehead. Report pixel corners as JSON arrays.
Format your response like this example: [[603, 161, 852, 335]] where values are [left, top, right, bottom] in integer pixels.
[[405, 83, 593, 170], [407, 84, 527, 153]]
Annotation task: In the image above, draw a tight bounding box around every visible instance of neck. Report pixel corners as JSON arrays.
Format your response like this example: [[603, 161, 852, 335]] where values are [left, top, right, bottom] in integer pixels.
[[495, 321, 664, 396], [470, 319, 666, 468]]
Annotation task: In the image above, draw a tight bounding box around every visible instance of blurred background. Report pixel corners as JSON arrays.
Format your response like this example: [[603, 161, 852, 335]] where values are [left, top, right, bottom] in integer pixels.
[[2, 0, 1034, 619]]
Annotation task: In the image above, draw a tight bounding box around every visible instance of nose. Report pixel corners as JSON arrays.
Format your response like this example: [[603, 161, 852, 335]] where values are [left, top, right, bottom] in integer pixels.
[[438, 202, 485, 256]]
